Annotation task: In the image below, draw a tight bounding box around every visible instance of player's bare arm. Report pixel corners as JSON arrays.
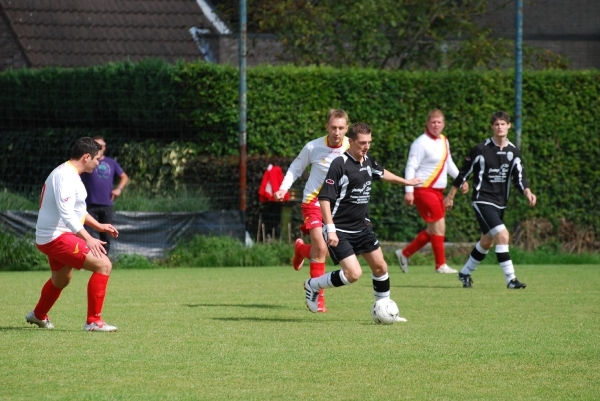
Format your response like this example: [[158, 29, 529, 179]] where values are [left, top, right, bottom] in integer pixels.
[[319, 199, 339, 247], [444, 186, 459, 210], [523, 188, 537, 207], [381, 169, 422, 186]]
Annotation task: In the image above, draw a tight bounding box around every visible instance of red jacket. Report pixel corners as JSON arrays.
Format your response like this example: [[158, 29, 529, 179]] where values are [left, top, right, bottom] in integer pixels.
[[258, 164, 289, 202]]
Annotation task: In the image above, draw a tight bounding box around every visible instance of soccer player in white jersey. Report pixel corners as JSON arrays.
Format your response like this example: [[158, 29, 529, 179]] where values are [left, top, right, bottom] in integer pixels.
[[395, 109, 468, 274], [26, 137, 120, 332], [274, 109, 350, 312]]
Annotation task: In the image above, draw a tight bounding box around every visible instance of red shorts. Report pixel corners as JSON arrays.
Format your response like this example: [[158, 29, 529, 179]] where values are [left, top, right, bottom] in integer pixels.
[[300, 203, 323, 234], [36, 233, 90, 271], [413, 188, 446, 223]]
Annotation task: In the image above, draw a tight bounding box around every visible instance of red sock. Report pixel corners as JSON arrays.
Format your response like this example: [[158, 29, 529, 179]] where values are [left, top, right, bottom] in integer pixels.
[[310, 261, 326, 307], [403, 230, 431, 257], [298, 242, 311, 259], [34, 279, 63, 319], [309, 261, 325, 279], [87, 273, 109, 324], [431, 234, 446, 268]]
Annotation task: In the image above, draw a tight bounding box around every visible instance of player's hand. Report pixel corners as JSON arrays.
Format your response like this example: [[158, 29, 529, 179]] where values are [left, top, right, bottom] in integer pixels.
[[406, 178, 422, 186], [326, 231, 339, 247], [86, 237, 108, 258], [274, 190, 287, 202], [461, 182, 469, 194], [444, 197, 454, 210], [528, 193, 537, 207], [404, 192, 414, 206], [101, 224, 119, 238], [110, 188, 123, 202]]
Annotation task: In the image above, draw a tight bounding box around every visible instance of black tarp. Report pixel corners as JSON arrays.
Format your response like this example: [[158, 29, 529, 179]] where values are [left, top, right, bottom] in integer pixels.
[[0, 210, 245, 258]]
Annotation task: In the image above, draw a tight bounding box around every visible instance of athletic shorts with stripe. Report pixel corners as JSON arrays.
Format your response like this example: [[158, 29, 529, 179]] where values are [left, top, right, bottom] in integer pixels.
[[36, 232, 90, 271], [325, 225, 380, 265]]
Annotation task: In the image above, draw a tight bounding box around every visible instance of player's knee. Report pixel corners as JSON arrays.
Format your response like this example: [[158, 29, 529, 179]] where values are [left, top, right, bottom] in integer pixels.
[[371, 263, 387, 277], [345, 269, 362, 283], [52, 276, 72, 289]]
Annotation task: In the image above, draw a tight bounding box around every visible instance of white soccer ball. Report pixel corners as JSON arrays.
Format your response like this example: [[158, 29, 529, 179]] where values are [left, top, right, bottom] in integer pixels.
[[371, 298, 400, 325]]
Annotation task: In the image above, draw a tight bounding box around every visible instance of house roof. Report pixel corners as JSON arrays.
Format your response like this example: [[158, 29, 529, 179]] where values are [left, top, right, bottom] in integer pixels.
[[0, 0, 226, 68]]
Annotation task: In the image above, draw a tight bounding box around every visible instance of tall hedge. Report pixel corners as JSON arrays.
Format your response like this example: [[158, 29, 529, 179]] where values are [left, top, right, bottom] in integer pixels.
[[0, 61, 598, 242]]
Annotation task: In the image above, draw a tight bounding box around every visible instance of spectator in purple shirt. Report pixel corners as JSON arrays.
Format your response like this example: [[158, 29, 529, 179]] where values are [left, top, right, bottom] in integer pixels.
[[80, 136, 129, 255]]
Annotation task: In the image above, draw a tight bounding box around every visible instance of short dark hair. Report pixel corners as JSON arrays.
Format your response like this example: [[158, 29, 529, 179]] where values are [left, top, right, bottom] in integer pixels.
[[490, 111, 511, 125], [70, 137, 102, 159], [347, 123, 372, 140]]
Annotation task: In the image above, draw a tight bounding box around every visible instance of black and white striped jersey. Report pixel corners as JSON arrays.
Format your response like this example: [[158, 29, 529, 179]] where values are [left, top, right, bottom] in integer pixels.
[[318, 151, 384, 233], [452, 138, 530, 209]]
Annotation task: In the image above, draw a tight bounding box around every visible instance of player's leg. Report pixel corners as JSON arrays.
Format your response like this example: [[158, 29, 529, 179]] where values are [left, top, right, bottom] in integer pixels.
[[362, 247, 407, 322], [299, 204, 329, 311], [98, 206, 114, 254], [81, 249, 117, 331], [491, 220, 526, 289], [397, 189, 439, 272], [27, 233, 83, 329], [303, 233, 357, 313], [458, 204, 497, 287], [308, 226, 329, 311], [26, 265, 73, 329], [427, 217, 457, 273]]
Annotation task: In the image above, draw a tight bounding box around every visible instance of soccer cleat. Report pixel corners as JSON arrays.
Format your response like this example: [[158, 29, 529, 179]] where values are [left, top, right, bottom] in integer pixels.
[[458, 272, 473, 288], [26, 311, 54, 329], [395, 249, 409, 273], [293, 238, 305, 271], [507, 278, 527, 289], [436, 264, 458, 274], [84, 321, 118, 332], [304, 279, 319, 313], [395, 315, 408, 323], [317, 291, 327, 313]]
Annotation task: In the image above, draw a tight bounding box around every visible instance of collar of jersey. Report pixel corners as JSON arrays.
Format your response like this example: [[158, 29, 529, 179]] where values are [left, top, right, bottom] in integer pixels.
[[345, 150, 368, 163], [66, 161, 79, 173]]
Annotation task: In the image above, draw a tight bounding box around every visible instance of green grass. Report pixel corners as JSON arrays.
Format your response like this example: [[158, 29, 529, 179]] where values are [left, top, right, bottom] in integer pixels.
[[1, 264, 598, 400]]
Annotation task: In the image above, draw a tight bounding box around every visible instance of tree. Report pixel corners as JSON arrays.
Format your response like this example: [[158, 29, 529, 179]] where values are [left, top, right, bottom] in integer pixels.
[[212, 0, 568, 70]]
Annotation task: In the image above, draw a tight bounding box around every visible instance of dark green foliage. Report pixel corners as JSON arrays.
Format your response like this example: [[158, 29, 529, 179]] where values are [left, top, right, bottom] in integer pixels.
[[0, 62, 598, 242], [167, 235, 294, 267], [0, 232, 47, 271], [113, 253, 161, 269]]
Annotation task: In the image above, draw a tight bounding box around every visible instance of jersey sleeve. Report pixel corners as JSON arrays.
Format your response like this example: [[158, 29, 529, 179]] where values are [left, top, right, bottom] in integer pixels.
[[404, 138, 423, 193], [452, 145, 480, 188], [53, 171, 84, 234], [511, 149, 530, 193], [115, 159, 125, 176], [318, 157, 344, 203], [370, 157, 384, 181], [445, 139, 459, 179], [280, 143, 312, 192]]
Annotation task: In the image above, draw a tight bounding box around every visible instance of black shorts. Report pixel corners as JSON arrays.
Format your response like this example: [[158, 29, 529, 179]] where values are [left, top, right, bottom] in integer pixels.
[[325, 226, 380, 265], [472, 203, 506, 236]]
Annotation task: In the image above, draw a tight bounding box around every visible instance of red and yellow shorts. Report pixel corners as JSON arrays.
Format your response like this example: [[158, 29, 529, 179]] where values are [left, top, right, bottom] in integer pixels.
[[37, 233, 90, 271], [413, 188, 446, 223], [300, 203, 323, 234]]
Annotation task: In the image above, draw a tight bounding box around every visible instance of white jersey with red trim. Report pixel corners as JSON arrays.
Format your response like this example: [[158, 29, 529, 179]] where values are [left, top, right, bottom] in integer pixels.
[[280, 135, 350, 206], [405, 132, 459, 193], [36, 161, 88, 245]]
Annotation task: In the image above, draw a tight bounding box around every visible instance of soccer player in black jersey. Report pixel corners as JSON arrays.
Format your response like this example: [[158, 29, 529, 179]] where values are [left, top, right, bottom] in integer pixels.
[[303, 123, 421, 319], [444, 111, 537, 289]]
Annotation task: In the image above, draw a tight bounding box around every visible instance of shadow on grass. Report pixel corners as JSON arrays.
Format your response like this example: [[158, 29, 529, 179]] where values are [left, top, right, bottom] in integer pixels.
[[184, 303, 286, 309], [392, 284, 460, 289], [211, 317, 306, 322]]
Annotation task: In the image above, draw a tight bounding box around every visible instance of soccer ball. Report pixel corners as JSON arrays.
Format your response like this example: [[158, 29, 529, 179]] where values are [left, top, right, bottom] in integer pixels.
[[371, 298, 400, 325]]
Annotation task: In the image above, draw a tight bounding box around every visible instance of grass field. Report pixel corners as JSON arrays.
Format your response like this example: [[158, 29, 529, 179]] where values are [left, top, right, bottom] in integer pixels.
[[1, 264, 598, 400]]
